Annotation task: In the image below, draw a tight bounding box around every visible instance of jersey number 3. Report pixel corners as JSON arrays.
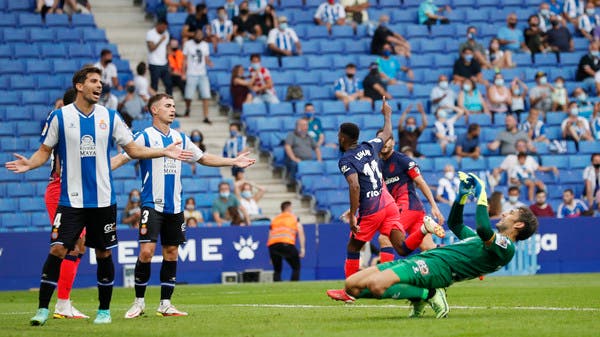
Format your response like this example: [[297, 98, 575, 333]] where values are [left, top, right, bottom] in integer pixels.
[[362, 160, 383, 190]]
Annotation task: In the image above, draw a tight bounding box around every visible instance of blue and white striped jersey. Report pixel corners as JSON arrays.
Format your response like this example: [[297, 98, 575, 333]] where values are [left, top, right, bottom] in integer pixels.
[[314, 3, 346, 24], [41, 103, 134, 208], [211, 19, 234, 40], [267, 27, 299, 52], [129, 127, 204, 214]]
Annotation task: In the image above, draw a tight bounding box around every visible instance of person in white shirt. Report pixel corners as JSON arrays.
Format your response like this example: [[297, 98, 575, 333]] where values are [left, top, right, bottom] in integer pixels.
[[562, 102, 594, 145], [314, 0, 346, 31], [564, 0, 585, 25], [98, 83, 118, 111], [133, 62, 154, 102], [248, 0, 268, 15], [434, 106, 464, 155], [267, 16, 302, 57], [237, 181, 267, 221], [210, 6, 234, 52], [146, 19, 173, 95], [583, 153, 600, 210], [183, 30, 214, 124], [430, 74, 457, 117], [436, 164, 460, 205], [94, 49, 120, 89], [340, 0, 369, 26], [502, 186, 526, 212]]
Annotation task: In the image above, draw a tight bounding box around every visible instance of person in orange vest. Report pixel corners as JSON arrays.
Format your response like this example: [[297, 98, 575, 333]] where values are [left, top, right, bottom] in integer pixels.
[[267, 201, 306, 281]]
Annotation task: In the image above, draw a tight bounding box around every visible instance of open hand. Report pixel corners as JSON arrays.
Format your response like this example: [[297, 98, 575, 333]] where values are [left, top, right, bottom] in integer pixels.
[[233, 151, 256, 168], [5, 153, 31, 173], [164, 140, 193, 161]]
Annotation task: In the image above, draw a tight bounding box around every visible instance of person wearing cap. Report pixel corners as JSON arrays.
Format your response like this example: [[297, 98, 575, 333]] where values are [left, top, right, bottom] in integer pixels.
[[314, 0, 346, 31], [334, 63, 370, 109], [577, 41, 600, 94], [363, 62, 392, 102], [267, 16, 302, 57], [529, 71, 553, 116]]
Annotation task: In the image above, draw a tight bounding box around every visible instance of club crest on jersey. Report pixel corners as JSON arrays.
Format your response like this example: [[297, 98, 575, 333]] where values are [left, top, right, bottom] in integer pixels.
[[99, 119, 107, 130], [415, 260, 429, 275], [140, 225, 147, 235], [80, 135, 96, 157], [495, 234, 509, 249]]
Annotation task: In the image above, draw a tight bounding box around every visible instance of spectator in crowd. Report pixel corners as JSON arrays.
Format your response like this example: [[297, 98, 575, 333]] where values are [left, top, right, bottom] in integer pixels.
[[529, 71, 553, 116], [458, 78, 489, 115], [233, 1, 263, 45], [183, 197, 204, 225], [376, 43, 414, 91], [370, 15, 411, 58], [510, 77, 528, 117], [488, 191, 504, 220], [340, 0, 369, 26], [557, 188, 589, 218], [223, 123, 249, 177], [537, 2, 554, 32], [488, 115, 534, 155], [146, 19, 173, 95], [182, 3, 210, 43], [230, 64, 254, 113], [572, 86, 597, 118], [304, 103, 325, 147], [267, 201, 305, 281], [163, 0, 188, 13], [434, 106, 464, 155], [257, 4, 277, 39], [249, 0, 269, 15], [267, 16, 302, 57], [460, 26, 490, 69], [186, 217, 198, 228], [314, 0, 346, 31], [592, 107, 600, 139], [564, 0, 585, 25], [134, 61, 154, 102], [122, 189, 142, 228], [529, 190, 556, 217], [334, 63, 370, 109], [94, 49, 120, 89], [520, 108, 549, 143], [430, 74, 458, 116], [363, 62, 392, 102], [583, 153, 600, 210], [497, 13, 530, 53], [486, 38, 515, 69], [118, 81, 146, 127], [455, 123, 481, 160], [190, 129, 205, 151], [562, 101, 594, 147], [210, 6, 234, 52], [502, 186, 526, 212], [524, 14, 548, 54], [487, 72, 512, 123], [546, 17, 574, 52], [98, 84, 118, 111], [183, 30, 214, 123], [397, 103, 427, 157], [37, 0, 63, 20], [284, 118, 322, 184], [63, 0, 91, 14], [168, 39, 186, 98], [212, 182, 250, 226], [418, 0, 450, 27], [224, 0, 239, 19], [578, 2, 600, 41], [249, 53, 279, 103], [549, 0, 563, 16], [508, 152, 555, 202], [238, 182, 267, 221], [576, 41, 600, 94], [453, 47, 484, 85], [551, 76, 569, 112], [435, 164, 460, 205]]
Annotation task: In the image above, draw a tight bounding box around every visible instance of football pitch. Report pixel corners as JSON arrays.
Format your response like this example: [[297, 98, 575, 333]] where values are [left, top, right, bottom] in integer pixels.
[[0, 274, 599, 337]]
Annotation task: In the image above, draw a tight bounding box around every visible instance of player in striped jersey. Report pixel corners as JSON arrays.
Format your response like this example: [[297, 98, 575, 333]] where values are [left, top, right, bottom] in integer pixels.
[[110, 94, 255, 318], [6, 67, 193, 326]]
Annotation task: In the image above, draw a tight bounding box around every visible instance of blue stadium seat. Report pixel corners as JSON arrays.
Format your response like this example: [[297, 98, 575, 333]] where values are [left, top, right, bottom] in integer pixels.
[[307, 85, 331, 100], [82, 28, 108, 42], [320, 115, 339, 130], [434, 53, 455, 68], [469, 113, 492, 126], [2, 213, 32, 228], [67, 44, 94, 58], [166, 12, 187, 25], [534, 53, 558, 66], [29, 27, 55, 42], [321, 101, 346, 115], [13, 43, 40, 59], [418, 143, 443, 157], [392, 10, 417, 23], [559, 52, 581, 66], [0, 199, 17, 213], [579, 141, 600, 154], [18, 197, 46, 212], [71, 14, 96, 27], [242, 42, 265, 55], [294, 70, 320, 85], [433, 157, 459, 170], [409, 54, 434, 68], [297, 161, 325, 177], [452, 0, 474, 8], [460, 157, 487, 170], [331, 25, 354, 39], [306, 55, 332, 69], [332, 55, 357, 70], [343, 39, 368, 54], [319, 40, 344, 54], [420, 39, 446, 53], [512, 53, 533, 67], [5, 183, 35, 197], [3, 28, 28, 43], [0, 90, 20, 104], [9, 75, 36, 89], [321, 146, 339, 160], [18, 13, 43, 27], [568, 155, 589, 169], [113, 59, 130, 72], [45, 14, 70, 27], [0, 44, 11, 59], [113, 164, 137, 180], [559, 170, 582, 184], [294, 11, 315, 24], [446, 8, 465, 21], [388, 84, 410, 98], [545, 112, 564, 125], [281, 56, 306, 69], [41, 43, 68, 59], [22, 92, 49, 106], [348, 100, 372, 114], [305, 25, 329, 40], [268, 102, 295, 116], [217, 42, 241, 55], [0, 13, 17, 27], [541, 155, 569, 169], [0, 138, 29, 151]]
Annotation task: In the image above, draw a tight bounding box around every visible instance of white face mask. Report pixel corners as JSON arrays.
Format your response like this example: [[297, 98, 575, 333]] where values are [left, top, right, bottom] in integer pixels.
[[494, 78, 504, 86], [439, 80, 449, 89], [508, 195, 519, 203], [444, 171, 454, 180]]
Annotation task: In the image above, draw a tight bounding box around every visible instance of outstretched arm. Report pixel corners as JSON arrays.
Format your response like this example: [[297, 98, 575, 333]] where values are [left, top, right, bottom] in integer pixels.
[[379, 96, 393, 143], [198, 151, 256, 168], [468, 172, 494, 244], [5, 145, 53, 173]]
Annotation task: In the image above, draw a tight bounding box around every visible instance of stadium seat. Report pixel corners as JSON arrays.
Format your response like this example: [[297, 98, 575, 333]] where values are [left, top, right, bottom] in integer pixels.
[[293, 11, 314, 24], [541, 155, 569, 169], [331, 25, 354, 39], [67, 44, 94, 58], [22, 92, 48, 106], [433, 157, 459, 171], [18, 13, 43, 27], [348, 101, 372, 114], [5, 183, 35, 197], [568, 155, 589, 169], [217, 42, 241, 55], [242, 102, 268, 118], [294, 70, 320, 85], [321, 101, 346, 115], [305, 25, 329, 40], [418, 143, 443, 157], [29, 28, 55, 42], [2, 213, 32, 228], [0, 138, 29, 151], [281, 56, 306, 69], [319, 40, 344, 54], [3, 28, 28, 43], [0, 13, 17, 27], [13, 43, 40, 59], [343, 39, 368, 54], [242, 42, 265, 55], [45, 14, 70, 27], [71, 14, 96, 27], [578, 141, 600, 154], [307, 85, 331, 100], [82, 28, 108, 42], [306, 55, 332, 69], [0, 90, 20, 104], [534, 53, 558, 66], [460, 157, 487, 170], [18, 197, 46, 212], [40, 43, 67, 59], [0, 199, 17, 213], [268, 102, 295, 116], [301, 40, 320, 54]]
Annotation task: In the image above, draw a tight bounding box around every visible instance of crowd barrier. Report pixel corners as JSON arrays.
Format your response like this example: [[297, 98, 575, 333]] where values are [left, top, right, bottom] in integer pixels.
[[0, 217, 598, 290]]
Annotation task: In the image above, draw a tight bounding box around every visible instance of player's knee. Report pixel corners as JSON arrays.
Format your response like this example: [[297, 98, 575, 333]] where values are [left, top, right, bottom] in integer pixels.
[[50, 245, 68, 258], [162, 245, 178, 260], [367, 280, 386, 298], [95, 249, 111, 259], [139, 248, 155, 262]]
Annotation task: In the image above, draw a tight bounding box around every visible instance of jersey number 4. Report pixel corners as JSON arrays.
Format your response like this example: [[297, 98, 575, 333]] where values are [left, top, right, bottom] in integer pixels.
[[363, 160, 383, 190]]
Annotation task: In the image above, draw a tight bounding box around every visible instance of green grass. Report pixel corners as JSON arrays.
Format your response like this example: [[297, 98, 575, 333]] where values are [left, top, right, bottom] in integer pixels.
[[1, 274, 600, 337]]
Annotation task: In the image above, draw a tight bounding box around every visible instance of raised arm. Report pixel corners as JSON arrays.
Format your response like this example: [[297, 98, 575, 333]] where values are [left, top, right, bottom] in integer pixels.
[[417, 102, 428, 131], [397, 103, 412, 132], [5, 145, 52, 173], [379, 96, 393, 143], [198, 151, 255, 168]]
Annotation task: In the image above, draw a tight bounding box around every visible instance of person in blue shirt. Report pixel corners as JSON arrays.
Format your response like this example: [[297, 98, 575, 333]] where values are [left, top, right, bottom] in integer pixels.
[[557, 188, 589, 218], [497, 13, 530, 53], [418, 0, 450, 27], [376, 43, 414, 93], [334, 63, 371, 108], [304, 103, 325, 147], [549, 0, 564, 16]]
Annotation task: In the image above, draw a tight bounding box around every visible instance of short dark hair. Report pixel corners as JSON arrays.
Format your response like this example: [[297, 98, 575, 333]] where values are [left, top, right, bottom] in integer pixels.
[[147, 93, 173, 112], [340, 122, 360, 142], [217, 6, 225, 11], [196, 3, 206, 12], [591, 153, 600, 161], [535, 189, 546, 196], [281, 201, 292, 212], [62, 87, 77, 105], [346, 63, 356, 69], [467, 26, 476, 32], [72, 66, 102, 87], [100, 49, 112, 57], [157, 18, 168, 26], [229, 122, 241, 130], [515, 206, 539, 241], [304, 102, 314, 109], [136, 62, 146, 76], [250, 53, 261, 61], [563, 188, 574, 195], [219, 181, 231, 189], [462, 46, 473, 53], [468, 123, 480, 133], [508, 186, 520, 194]]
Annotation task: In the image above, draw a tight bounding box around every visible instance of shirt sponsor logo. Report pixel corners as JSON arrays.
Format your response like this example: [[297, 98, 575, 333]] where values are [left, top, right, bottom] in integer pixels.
[[164, 158, 177, 175], [80, 135, 96, 157], [416, 259, 429, 275], [384, 176, 399, 185]]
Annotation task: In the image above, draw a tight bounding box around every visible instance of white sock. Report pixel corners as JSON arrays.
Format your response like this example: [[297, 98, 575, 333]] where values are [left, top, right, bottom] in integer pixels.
[[160, 299, 171, 307]]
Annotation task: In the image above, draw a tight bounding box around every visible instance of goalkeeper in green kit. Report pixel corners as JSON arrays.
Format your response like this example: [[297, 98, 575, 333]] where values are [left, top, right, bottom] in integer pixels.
[[326, 172, 539, 318]]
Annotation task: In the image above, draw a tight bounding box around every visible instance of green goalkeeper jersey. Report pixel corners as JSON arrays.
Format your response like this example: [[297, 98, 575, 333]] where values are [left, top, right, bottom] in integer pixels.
[[417, 222, 515, 282]]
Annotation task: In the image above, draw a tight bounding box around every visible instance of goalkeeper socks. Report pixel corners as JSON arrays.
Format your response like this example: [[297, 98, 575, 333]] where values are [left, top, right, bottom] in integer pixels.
[[357, 288, 374, 299], [344, 252, 360, 278], [39, 254, 62, 309], [96, 255, 115, 310], [134, 259, 151, 299], [379, 247, 395, 263], [57, 254, 80, 300], [381, 283, 428, 301], [160, 260, 177, 301]]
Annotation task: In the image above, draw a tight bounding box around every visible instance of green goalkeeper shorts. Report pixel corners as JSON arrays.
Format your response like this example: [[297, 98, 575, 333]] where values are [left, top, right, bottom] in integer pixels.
[[377, 256, 453, 289]]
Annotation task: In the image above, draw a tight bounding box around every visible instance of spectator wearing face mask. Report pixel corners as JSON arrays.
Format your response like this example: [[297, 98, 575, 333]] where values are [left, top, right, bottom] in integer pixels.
[[520, 108, 549, 144], [459, 26, 490, 68], [212, 182, 250, 226], [267, 16, 302, 57], [363, 62, 393, 101], [334, 63, 370, 109], [134, 62, 154, 102], [98, 83, 118, 111], [529, 71, 553, 116], [562, 101, 594, 148], [551, 76, 569, 112], [376, 43, 414, 92], [434, 106, 464, 155], [230, 64, 254, 113], [122, 189, 142, 228], [578, 2, 600, 41], [572, 87, 598, 118], [576, 42, 600, 94], [118, 81, 146, 127], [546, 17, 574, 52], [190, 129, 206, 151], [94, 49, 120, 90], [371, 14, 411, 58], [435, 165, 460, 205], [249, 53, 279, 104], [183, 197, 203, 225], [233, 1, 263, 45], [210, 6, 234, 52], [529, 190, 556, 217], [223, 123, 249, 177], [487, 73, 512, 124], [237, 182, 267, 221], [284, 118, 322, 184], [168, 39, 186, 98], [524, 14, 549, 54], [502, 186, 526, 212], [488, 116, 533, 155], [510, 77, 528, 117], [304, 103, 325, 147], [430, 74, 457, 116], [455, 123, 481, 161], [592, 107, 600, 140], [497, 13, 530, 53], [314, 0, 346, 32], [564, 0, 586, 26], [397, 103, 427, 158], [583, 153, 600, 210], [418, 0, 451, 28], [453, 47, 484, 85], [458, 78, 489, 116], [486, 38, 515, 69], [537, 2, 553, 33], [508, 152, 557, 202]]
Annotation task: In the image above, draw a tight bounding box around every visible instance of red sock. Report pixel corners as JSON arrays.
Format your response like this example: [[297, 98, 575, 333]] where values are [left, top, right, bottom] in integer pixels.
[[404, 230, 426, 251], [344, 251, 361, 278], [57, 255, 80, 300], [379, 246, 395, 263]]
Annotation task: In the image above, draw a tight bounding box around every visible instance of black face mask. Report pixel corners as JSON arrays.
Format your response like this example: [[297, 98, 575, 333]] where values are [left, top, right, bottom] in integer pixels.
[[551, 20, 559, 26], [171, 47, 178, 51], [126, 86, 135, 93], [346, 73, 354, 78], [508, 22, 517, 28], [105, 59, 113, 64], [594, 163, 600, 169], [194, 38, 202, 43], [240, 9, 249, 15]]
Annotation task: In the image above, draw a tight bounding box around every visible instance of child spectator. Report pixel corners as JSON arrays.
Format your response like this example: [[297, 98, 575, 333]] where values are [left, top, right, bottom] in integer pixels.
[[122, 189, 142, 228]]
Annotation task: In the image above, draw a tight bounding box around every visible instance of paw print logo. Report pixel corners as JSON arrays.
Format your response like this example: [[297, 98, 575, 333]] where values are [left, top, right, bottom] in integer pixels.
[[233, 236, 259, 260]]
